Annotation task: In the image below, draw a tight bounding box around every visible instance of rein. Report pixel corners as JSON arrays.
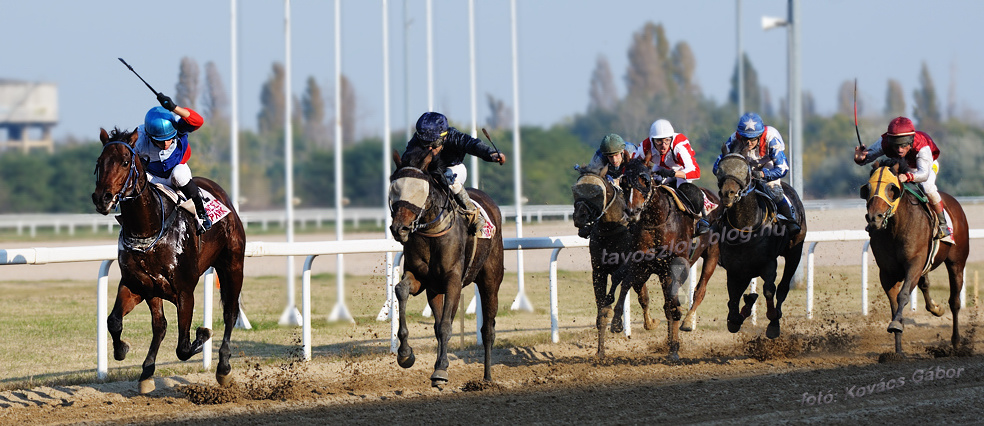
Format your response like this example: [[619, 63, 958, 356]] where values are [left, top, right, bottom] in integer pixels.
[[98, 141, 150, 206], [98, 140, 169, 252]]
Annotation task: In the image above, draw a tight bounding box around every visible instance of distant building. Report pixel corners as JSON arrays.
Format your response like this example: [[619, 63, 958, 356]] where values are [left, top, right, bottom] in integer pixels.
[[0, 80, 57, 154]]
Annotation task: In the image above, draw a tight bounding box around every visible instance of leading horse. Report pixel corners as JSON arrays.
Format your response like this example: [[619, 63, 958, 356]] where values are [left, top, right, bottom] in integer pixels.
[[571, 163, 634, 357], [389, 146, 504, 387], [861, 158, 969, 356], [92, 128, 246, 393], [609, 158, 722, 360], [715, 153, 805, 339]]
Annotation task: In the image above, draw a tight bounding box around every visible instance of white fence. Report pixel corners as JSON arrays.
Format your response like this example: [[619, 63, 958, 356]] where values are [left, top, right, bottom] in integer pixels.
[[2, 229, 982, 379]]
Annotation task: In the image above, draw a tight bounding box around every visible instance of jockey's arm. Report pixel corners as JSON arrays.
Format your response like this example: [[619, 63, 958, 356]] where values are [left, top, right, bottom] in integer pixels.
[[905, 146, 935, 183], [759, 145, 789, 181], [673, 139, 701, 180], [854, 139, 884, 166], [446, 128, 496, 162], [174, 107, 204, 133]]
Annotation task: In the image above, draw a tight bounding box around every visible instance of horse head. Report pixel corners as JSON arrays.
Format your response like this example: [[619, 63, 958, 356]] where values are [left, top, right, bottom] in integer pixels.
[[621, 158, 654, 222], [861, 159, 904, 232], [93, 128, 146, 215], [715, 154, 752, 208], [572, 163, 624, 238], [388, 146, 440, 243]]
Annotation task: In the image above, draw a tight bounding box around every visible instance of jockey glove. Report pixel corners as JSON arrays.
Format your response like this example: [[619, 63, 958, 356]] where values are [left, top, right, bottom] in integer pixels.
[[655, 168, 676, 178], [157, 93, 177, 111]]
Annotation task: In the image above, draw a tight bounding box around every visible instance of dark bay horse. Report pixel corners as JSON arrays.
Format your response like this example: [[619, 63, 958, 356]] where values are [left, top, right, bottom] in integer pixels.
[[571, 164, 633, 357], [861, 158, 968, 356], [715, 153, 805, 339], [92, 128, 246, 393], [389, 146, 504, 387], [609, 158, 722, 360]]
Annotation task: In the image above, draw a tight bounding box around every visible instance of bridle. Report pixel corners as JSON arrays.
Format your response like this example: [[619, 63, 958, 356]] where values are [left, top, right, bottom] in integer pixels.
[[390, 166, 455, 236], [574, 173, 620, 230], [96, 141, 149, 207]]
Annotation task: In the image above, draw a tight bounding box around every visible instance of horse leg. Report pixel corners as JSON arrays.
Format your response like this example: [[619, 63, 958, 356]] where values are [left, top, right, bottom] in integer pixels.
[[476, 268, 501, 382], [681, 251, 719, 332], [946, 260, 965, 351], [762, 259, 781, 339], [888, 268, 921, 355], [610, 265, 647, 334], [881, 273, 904, 354], [395, 271, 422, 369], [635, 278, 658, 331], [429, 282, 461, 388], [594, 271, 614, 358], [661, 257, 689, 360], [215, 265, 244, 387], [175, 290, 210, 362], [918, 275, 945, 317], [726, 270, 753, 333], [138, 297, 166, 394], [108, 282, 143, 362]]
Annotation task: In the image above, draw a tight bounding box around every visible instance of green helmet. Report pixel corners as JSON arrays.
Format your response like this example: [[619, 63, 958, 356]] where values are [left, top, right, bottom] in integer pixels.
[[600, 133, 625, 155]]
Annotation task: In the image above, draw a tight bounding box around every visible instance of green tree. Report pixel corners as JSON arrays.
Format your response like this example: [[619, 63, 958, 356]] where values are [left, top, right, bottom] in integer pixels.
[[884, 79, 906, 117], [588, 55, 618, 113], [728, 52, 761, 113], [258, 63, 286, 136], [301, 76, 329, 149], [912, 62, 942, 130], [175, 57, 199, 110]]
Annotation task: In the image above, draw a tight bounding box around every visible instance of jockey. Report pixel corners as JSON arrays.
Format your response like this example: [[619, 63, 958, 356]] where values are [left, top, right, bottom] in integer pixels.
[[635, 119, 711, 235], [406, 111, 506, 233], [586, 133, 637, 187], [713, 112, 800, 234], [133, 93, 210, 235], [854, 116, 949, 241]]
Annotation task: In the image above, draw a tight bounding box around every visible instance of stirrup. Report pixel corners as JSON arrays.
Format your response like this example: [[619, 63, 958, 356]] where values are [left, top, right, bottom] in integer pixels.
[[694, 218, 710, 237], [939, 224, 953, 244]]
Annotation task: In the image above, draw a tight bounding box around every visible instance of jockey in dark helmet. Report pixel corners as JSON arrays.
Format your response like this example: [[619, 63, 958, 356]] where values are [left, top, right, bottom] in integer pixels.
[[713, 112, 800, 235], [406, 112, 506, 233], [134, 93, 211, 235]]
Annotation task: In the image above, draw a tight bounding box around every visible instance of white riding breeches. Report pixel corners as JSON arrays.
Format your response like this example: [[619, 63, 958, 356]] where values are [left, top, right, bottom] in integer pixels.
[[448, 163, 467, 194], [921, 161, 940, 205], [147, 163, 192, 188]]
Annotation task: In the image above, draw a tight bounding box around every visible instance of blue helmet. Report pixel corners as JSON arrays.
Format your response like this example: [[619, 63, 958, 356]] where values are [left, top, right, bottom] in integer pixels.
[[415, 112, 449, 142], [144, 106, 177, 141], [736, 112, 765, 138]]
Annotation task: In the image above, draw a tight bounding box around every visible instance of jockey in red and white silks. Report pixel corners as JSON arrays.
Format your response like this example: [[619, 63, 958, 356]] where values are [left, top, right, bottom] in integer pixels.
[[637, 119, 711, 235]]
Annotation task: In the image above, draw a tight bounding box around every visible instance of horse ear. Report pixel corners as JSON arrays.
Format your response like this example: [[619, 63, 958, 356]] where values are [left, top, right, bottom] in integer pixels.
[[420, 148, 436, 171], [599, 164, 609, 177], [99, 128, 110, 145], [127, 129, 139, 146], [392, 149, 402, 169]]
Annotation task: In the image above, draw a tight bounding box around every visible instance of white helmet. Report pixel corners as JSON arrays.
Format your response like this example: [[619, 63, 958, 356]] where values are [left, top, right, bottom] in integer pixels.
[[649, 119, 675, 140]]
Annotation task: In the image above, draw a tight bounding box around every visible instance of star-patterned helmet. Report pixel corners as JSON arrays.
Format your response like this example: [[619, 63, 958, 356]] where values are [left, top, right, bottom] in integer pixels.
[[736, 112, 765, 138]]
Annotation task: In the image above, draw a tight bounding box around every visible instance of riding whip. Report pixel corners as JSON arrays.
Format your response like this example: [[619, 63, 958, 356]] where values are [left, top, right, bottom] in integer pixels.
[[118, 58, 160, 96], [481, 128, 504, 165], [854, 78, 863, 148]]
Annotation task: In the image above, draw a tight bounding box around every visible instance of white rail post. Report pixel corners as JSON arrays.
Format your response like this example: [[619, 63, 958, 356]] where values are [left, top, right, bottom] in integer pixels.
[[203, 268, 214, 370], [97, 260, 114, 380], [861, 240, 870, 315], [750, 278, 757, 325], [302, 255, 317, 360], [549, 248, 562, 343], [623, 290, 631, 338], [807, 242, 818, 319], [390, 253, 403, 354]]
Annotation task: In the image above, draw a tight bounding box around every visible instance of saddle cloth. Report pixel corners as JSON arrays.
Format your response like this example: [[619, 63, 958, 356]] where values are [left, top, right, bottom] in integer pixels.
[[473, 203, 496, 239], [151, 181, 232, 227]]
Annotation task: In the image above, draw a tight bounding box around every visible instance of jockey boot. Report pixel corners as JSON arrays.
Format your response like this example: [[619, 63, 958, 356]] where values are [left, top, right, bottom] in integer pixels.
[[694, 213, 711, 237], [453, 188, 485, 234], [935, 201, 953, 243], [180, 180, 212, 235], [776, 198, 801, 235]]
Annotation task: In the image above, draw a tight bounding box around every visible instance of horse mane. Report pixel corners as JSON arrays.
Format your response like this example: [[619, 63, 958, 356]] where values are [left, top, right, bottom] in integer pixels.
[[871, 157, 911, 175], [107, 127, 135, 142], [623, 157, 648, 176]]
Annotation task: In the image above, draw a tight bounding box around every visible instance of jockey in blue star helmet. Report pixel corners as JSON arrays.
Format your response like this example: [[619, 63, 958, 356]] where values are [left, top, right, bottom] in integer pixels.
[[713, 112, 800, 234], [405, 112, 506, 234]]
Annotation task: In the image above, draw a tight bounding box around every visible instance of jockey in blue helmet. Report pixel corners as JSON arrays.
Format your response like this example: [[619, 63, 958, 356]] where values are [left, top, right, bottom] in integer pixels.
[[713, 112, 800, 234], [405, 112, 506, 233], [134, 93, 211, 234]]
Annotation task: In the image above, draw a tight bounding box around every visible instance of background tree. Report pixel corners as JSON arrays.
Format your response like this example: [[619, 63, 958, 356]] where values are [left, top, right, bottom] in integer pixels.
[[201, 61, 229, 124], [339, 74, 358, 146], [486, 94, 511, 131], [175, 57, 199, 110], [728, 52, 761, 113], [912, 62, 942, 131], [836, 80, 864, 117], [884, 79, 906, 117], [587, 55, 618, 113], [257, 63, 286, 136], [302, 76, 329, 149]]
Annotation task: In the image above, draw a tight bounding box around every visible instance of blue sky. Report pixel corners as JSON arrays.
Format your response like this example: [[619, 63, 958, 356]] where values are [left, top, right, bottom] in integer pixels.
[[1, 0, 981, 143]]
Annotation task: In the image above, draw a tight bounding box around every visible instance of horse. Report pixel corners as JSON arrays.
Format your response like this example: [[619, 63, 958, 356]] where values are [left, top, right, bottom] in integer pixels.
[[92, 128, 246, 394], [714, 153, 806, 339], [570, 163, 635, 357], [608, 158, 722, 360], [388, 145, 504, 387], [860, 158, 969, 357]]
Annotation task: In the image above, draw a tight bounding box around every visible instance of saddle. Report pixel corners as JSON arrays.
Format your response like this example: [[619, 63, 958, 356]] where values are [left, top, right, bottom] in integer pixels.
[[151, 182, 232, 229], [902, 182, 952, 244], [658, 186, 701, 217]]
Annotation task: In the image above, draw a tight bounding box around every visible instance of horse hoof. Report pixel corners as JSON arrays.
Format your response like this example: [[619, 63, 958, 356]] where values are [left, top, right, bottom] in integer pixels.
[[215, 372, 234, 387], [680, 313, 695, 332], [644, 319, 659, 331], [766, 323, 781, 339], [878, 352, 906, 363], [610, 321, 624, 334], [139, 378, 156, 394], [430, 370, 449, 388], [887, 320, 904, 333], [196, 327, 213, 342], [929, 304, 946, 317], [667, 352, 680, 362], [397, 352, 416, 369], [114, 341, 130, 361]]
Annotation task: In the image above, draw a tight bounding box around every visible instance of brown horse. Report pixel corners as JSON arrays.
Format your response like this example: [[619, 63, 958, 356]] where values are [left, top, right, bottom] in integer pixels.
[[571, 163, 635, 357], [715, 153, 805, 339], [389, 146, 504, 387], [609, 158, 722, 360], [92, 128, 246, 393], [860, 158, 969, 356]]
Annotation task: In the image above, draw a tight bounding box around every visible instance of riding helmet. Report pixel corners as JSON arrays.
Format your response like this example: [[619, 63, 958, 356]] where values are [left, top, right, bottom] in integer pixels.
[[886, 117, 916, 136], [649, 119, 675, 140], [736, 112, 765, 138], [600, 133, 625, 155], [144, 107, 177, 141], [415, 112, 449, 142]]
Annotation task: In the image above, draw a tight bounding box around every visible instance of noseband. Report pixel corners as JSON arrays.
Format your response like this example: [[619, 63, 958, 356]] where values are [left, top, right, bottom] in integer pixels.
[[390, 167, 455, 236], [96, 141, 148, 207]]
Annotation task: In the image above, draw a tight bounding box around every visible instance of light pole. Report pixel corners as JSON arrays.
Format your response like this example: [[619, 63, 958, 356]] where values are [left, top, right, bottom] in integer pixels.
[[762, 0, 802, 198]]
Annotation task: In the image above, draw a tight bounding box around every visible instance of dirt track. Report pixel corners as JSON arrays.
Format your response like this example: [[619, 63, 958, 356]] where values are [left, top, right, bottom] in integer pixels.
[[3, 206, 984, 423]]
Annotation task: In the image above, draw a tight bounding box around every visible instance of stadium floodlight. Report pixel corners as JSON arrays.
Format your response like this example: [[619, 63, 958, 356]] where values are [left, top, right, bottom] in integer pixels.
[[761, 15, 787, 30]]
